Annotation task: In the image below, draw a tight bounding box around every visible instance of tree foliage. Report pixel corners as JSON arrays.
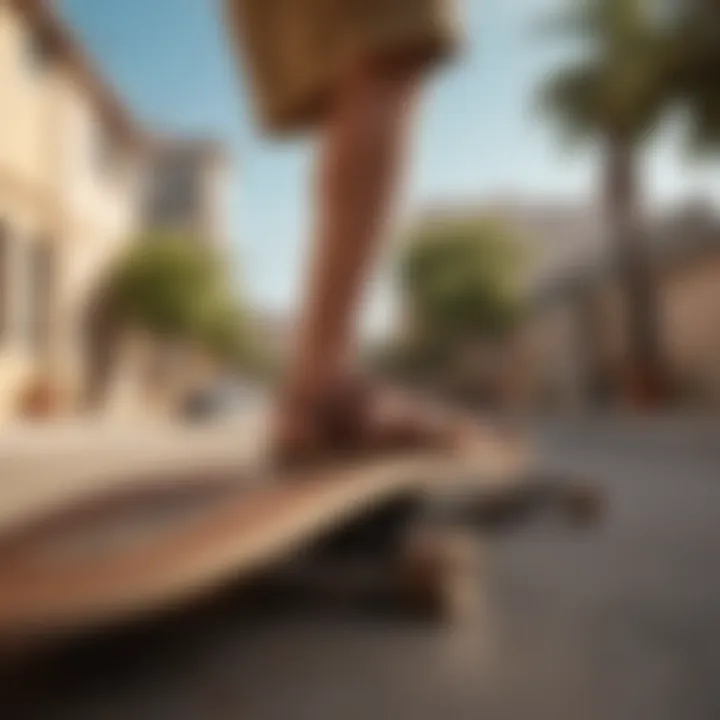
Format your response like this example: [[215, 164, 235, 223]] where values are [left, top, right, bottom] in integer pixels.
[[665, 0, 720, 152], [107, 234, 219, 337], [540, 0, 673, 144], [105, 233, 263, 371], [400, 217, 523, 347], [540, 0, 720, 150]]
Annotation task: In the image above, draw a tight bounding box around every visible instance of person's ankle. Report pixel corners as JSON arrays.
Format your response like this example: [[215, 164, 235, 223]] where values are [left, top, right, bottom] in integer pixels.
[[279, 366, 361, 410], [273, 372, 368, 451]]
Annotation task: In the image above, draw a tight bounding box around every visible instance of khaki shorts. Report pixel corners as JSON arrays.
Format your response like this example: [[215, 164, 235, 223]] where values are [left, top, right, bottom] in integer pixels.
[[225, 0, 460, 135]]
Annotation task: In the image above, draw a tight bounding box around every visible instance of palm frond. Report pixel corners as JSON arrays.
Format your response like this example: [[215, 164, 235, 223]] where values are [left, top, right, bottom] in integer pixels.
[[685, 94, 720, 154], [537, 0, 679, 143], [533, 4, 598, 41], [539, 62, 606, 140]]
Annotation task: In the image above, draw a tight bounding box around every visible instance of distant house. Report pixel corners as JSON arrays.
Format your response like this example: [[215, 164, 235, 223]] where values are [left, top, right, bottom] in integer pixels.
[[521, 203, 720, 409], [143, 137, 232, 253], [399, 199, 720, 411], [413, 198, 605, 297], [394, 199, 605, 407]]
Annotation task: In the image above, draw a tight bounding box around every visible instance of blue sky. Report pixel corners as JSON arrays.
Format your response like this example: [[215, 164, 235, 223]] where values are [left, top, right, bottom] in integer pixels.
[[60, 0, 720, 323]]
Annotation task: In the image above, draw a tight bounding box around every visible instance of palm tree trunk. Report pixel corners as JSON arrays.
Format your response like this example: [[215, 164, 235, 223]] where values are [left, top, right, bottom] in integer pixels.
[[604, 134, 667, 407]]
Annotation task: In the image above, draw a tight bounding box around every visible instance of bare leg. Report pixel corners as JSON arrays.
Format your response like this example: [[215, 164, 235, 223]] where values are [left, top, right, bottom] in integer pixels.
[[275, 59, 428, 453]]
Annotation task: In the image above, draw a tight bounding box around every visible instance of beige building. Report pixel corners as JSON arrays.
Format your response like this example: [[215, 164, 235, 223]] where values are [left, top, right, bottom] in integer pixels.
[[0, 0, 144, 420], [143, 137, 231, 251]]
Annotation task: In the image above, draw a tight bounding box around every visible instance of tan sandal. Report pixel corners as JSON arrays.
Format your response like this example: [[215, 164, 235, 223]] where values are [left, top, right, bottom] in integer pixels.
[[272, 377, 457, 469]]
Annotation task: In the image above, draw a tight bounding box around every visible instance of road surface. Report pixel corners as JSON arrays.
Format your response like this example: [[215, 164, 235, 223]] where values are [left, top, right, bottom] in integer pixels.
[[3, 419, 720, 720]]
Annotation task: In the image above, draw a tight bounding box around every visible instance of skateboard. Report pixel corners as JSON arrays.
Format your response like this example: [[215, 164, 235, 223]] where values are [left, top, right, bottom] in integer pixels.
[[0, 437, 530, 651], [0, 425, 605, 658]]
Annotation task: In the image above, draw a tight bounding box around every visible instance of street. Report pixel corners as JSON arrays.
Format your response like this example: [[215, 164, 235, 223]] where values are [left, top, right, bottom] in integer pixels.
[[2, 419, 720, 720], [0, 412, 266, 530]]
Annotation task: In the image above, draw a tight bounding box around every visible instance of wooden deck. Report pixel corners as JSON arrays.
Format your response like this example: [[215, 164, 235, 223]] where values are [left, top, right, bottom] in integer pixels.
[[0, 423, 528, 642]]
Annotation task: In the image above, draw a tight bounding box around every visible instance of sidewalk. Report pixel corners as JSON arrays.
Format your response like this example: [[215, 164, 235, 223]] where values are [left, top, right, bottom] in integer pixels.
[[0, 412, 267, 531]]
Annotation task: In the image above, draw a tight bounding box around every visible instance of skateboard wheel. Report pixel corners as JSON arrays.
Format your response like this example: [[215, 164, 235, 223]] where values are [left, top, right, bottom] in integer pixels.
[[396, 526, 479, 623]]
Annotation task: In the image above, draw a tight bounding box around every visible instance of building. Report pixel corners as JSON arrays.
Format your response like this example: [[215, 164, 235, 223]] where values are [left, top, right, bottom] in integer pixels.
[[143, 137, 231, 251], [414, 198, 605, 297], [398, 198, 720, 411], [252, 308, 294, 363], [391, 199, 605, 406], [0, 0, 145, 420], [522, 203, 720, 410]]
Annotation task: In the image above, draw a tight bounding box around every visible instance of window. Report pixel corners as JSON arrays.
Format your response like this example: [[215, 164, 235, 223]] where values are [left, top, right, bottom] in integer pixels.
[[0, 222, 8, 343], [27, 240, 55, 356], [23, 27, 53, 76]]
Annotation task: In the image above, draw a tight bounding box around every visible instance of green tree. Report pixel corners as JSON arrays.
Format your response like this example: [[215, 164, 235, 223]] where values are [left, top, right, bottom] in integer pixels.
[[667, 0, 720, 151], [101, 232, 265, 373], [541, 0, 676, 405], [396, 217, 522, 373], [107, 234, 221, 339], [194, 291, 275, 378]]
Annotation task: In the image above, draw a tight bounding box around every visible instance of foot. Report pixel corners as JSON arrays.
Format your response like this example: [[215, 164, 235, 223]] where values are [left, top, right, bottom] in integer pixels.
[[272, 377, 463, 468]]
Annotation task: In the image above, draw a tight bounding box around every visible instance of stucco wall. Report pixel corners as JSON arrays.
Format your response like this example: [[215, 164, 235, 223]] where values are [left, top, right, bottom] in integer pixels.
[[660, 256, 720, 404], [0, 5, 54, 191], [0, 2, 141, 419]]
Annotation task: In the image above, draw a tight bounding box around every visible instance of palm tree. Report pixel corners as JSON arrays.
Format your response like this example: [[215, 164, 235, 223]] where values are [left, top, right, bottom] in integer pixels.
[[541, 0, 675, 405], [85, 233, 266, 409], [668, 0, 720, 151], [389, 217, 523, 394]]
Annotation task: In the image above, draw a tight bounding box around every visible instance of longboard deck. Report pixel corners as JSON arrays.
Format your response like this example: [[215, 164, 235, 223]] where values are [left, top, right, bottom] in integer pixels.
[[0, 437, 528, 643]]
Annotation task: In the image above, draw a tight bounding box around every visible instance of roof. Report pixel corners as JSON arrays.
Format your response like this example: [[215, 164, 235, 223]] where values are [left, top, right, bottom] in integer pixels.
[[411, 196, 605, 293], [529, 202, 720, 307], [12, 0, 144, 147], [147, 135, 230, 165]]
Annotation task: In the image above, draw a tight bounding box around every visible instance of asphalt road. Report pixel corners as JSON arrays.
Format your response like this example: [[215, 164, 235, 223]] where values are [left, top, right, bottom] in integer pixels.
[[3, 420, 720, 720]]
